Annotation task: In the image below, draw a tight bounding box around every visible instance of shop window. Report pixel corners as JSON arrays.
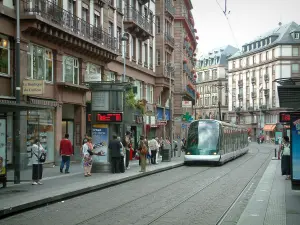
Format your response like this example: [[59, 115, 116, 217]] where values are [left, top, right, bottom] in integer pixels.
[[63, 56, 79, 84], [27, 44, 53, 82], [0, 35, 9, 76]]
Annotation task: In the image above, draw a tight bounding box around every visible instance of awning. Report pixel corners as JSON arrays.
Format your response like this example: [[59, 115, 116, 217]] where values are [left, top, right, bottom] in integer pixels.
[[0, 102, 53, 113], [263, 124, 276, 132]]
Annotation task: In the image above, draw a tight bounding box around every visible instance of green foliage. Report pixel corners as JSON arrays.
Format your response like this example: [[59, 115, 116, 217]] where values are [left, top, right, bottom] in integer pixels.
[[125, 89, 137, 109]]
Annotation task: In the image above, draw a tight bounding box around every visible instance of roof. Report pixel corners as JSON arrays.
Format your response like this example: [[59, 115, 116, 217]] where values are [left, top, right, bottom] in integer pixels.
[[197, 45, 239, 67], [229, 21, 300, 60]]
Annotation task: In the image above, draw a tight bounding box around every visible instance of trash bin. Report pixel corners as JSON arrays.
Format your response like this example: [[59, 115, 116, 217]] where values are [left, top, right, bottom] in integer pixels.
[[162, 144, 171, 162]]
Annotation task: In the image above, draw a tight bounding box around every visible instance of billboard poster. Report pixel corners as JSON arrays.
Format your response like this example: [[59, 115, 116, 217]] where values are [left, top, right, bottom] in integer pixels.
[[0, 119, 6, 176], [291, 114, 300, 180], [92, 124, 109, 163]]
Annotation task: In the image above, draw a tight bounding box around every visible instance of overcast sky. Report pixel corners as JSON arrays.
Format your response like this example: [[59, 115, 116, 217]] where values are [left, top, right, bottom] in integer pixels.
[[192, 0, 300, 56]]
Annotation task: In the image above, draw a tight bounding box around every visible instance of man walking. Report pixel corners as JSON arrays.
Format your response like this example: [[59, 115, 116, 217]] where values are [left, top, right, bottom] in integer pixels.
[[59, 134, 73, 173], [148, 137, 159, 164], [109, 134, 122, 173]]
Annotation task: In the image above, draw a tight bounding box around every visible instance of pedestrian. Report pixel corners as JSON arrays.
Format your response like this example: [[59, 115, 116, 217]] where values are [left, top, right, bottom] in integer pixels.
[[138, 135, 148, 172], [123, 131, 131, 169], [148, 137, 159, 164], [108, 134, 122, 173], [281, 136, 291, 180], [31, 139, 47, 185], [82, 137, 94, 177], [59, 133, 73, 174], [117, 136, 125, 173]]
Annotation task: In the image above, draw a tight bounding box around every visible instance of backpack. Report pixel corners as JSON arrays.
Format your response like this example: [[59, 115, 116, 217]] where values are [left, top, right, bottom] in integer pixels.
[[34, 152, 47, 163]]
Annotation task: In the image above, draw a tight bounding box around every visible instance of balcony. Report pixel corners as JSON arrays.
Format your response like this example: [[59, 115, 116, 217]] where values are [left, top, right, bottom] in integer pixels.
[[264, 89, 269, 97], [124, 6, 153, 41], [260, 104, 268, 111], [21, 0, 119, 62], [238, 80, 243, 87], [251, 77, 256, 84], [251, 92, 256, 99], [248, 106, 254, 112], [238, 94, 243, 100], [164, 33, 175, 49], [165, 0, 175, 19], [264, 74, 269, 81]]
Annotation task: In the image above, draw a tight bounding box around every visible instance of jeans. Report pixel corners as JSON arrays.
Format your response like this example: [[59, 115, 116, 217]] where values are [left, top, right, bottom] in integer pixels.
[[60, 155, 71, 172], [151, 150, 157, 164]]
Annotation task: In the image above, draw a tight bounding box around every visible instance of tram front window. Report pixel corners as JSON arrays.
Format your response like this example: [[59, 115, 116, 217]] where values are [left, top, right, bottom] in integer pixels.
[[187, 121, 219, 155]]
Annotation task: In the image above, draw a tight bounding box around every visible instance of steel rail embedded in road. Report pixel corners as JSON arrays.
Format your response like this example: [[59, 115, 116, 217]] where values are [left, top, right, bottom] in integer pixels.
[[144, 147, 271, 225], [74, 166, 212, 225]]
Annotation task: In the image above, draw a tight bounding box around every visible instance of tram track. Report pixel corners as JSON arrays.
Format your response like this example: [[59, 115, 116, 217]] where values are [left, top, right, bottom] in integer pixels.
[[144, 147, 268, 225], [75, 146, 264, 225]]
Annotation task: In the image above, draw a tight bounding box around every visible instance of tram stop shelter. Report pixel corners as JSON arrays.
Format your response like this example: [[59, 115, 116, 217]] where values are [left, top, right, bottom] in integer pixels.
[[0, 101, 53, 188], [275, 77, 300, 190]]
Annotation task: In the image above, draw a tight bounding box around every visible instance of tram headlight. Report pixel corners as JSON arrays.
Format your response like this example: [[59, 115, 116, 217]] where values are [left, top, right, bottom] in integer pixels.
[[186, 152, 191, 155], [213, 152, 217, 155]]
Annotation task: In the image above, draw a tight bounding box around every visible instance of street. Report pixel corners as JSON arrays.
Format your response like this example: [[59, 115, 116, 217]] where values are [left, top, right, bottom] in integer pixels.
[[0, 144, 274, 225]]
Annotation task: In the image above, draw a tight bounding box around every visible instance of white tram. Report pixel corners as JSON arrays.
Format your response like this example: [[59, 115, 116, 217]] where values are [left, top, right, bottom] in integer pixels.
[[184, 119, 249, 165]]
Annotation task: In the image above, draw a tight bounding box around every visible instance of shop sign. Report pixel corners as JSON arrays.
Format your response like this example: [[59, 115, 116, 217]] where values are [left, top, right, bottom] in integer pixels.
[[29, 98, 59, 107], [182, 101, 192, 108], [85, 73, 101, 82], [92, 124, 109, 163], [158, 120, 167, 126], [92, 91, 109, 111], [23, 80, 44, 95], [0, 119, 6, 177]]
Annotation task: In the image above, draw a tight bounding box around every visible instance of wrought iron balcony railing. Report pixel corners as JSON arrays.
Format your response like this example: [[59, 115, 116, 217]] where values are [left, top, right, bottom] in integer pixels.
[[23, 0, 119, 52], [165, 0, 175, 16], [164, 33, 175, 46], [124, 6, 151, 34]]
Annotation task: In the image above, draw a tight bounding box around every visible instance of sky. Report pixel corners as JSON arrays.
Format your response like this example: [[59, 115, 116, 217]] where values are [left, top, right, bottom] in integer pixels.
[[192, 0, 300, 56]]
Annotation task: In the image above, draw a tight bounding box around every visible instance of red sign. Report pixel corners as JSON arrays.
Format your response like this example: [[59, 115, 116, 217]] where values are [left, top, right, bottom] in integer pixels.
[[96, 113, 123, 122], [279, 112, 291, 123]]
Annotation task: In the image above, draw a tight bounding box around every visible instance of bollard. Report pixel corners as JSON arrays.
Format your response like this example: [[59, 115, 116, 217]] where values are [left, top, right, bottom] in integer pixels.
[[274, 148, 277, 158]]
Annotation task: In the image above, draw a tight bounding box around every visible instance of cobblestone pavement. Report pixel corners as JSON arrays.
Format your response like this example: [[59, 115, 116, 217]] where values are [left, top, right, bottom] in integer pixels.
[[0, 143, 276, 225]]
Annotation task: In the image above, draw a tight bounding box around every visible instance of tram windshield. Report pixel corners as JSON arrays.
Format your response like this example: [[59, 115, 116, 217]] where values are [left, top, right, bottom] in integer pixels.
[[187, 121, 219, 154]]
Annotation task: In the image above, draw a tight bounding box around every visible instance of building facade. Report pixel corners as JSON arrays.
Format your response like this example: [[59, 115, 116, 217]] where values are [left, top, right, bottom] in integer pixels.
[[173, 0, 198, 139], [228, 22, 300, 139], [195, 45, 239, 121], [154, 0, 175, 138], [0, 0, 121, 168]]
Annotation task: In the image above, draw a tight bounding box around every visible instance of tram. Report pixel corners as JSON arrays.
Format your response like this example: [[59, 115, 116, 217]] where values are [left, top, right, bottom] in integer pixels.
[[184, 119, 249, 165]]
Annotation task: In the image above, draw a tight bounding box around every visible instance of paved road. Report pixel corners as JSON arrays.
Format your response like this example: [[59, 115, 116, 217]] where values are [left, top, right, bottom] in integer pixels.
[[0, 144, 274, 225]]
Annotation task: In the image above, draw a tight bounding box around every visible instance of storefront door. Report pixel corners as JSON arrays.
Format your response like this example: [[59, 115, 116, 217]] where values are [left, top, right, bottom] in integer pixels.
[[62, 120, 74, 145]]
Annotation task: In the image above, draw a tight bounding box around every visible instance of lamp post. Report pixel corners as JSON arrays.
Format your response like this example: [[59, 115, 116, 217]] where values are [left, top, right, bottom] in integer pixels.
[[121, 33, 129, 82], [212, 82, 227, 121]]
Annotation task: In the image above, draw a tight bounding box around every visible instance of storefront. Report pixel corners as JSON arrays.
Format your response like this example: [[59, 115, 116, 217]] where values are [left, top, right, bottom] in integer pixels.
[[156, 107, 167, 138]]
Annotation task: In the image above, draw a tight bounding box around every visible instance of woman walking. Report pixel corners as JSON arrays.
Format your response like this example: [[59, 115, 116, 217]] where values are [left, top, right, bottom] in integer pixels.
[[138, 136, 148, 172], [82, 137, 94, 177], [281, 136, 291, 180], [31, 139, 46, 185]]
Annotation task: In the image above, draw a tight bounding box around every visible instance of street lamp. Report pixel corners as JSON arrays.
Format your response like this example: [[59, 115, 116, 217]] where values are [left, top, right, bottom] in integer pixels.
[[121, 33, 129, 82], [212, 82, 227, 121]]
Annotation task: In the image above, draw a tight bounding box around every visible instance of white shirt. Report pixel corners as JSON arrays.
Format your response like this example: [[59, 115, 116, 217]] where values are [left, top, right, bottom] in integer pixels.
[[31, 143, 46, 165], [148, 139, 159, 151]]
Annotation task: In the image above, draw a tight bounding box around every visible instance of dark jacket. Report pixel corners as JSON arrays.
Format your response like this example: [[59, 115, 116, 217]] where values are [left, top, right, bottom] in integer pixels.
[[109, 139, 122, 158]]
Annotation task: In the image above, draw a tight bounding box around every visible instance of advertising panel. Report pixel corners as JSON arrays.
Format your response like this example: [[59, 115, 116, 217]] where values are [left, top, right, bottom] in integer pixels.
[[92, 124, 109, 163], [291, 113, 300, 180]]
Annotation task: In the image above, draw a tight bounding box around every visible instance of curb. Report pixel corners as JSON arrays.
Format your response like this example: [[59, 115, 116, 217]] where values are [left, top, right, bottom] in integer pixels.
[[0, 162, 184, 218]]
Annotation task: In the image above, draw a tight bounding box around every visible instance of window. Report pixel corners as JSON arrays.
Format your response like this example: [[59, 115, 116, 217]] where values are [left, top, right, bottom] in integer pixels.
[[138, 40, 142, 62], [272, 49, 275, 58], [134, 80, 143, 100], [239, 59, 242, 67], [144, 43, 148, 64], [295, 33, 300, 39], [292, 64, 300, 73], [259, 53, 262, 62], [106, 72, 115, 81], [156, 49, 161, 65], [85, 63, 101, 82], [246, 57, 249, 66], [131, 37, 136, 59], [108, 22, 114, 37], [116, 0, 122, 10], [63, 56, 79, 84], [156, 16, 160, 33], [157, 94, 161, 105], [68, 0, 74, 14], [117, 26, 121, 52], [253, 55, 256, 64], [94, 11, 100, 27], [149, 47, 153, 67], [266, 51, 269, 60], [82, 7, 88, 22], [293, 47, 299, 56], [146, 84, 153, 103], [0, 36, 9, 75], [27, 44, 53, 82]]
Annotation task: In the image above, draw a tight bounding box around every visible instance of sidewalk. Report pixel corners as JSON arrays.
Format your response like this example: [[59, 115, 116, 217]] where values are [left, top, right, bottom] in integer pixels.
[[236, 158, 300, 225], [0, 155, 184, 217]]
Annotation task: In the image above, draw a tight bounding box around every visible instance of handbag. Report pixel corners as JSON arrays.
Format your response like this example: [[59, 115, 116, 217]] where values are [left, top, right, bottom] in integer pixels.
[[87, 149, 94, 156], [140, 145, 147, 155]]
